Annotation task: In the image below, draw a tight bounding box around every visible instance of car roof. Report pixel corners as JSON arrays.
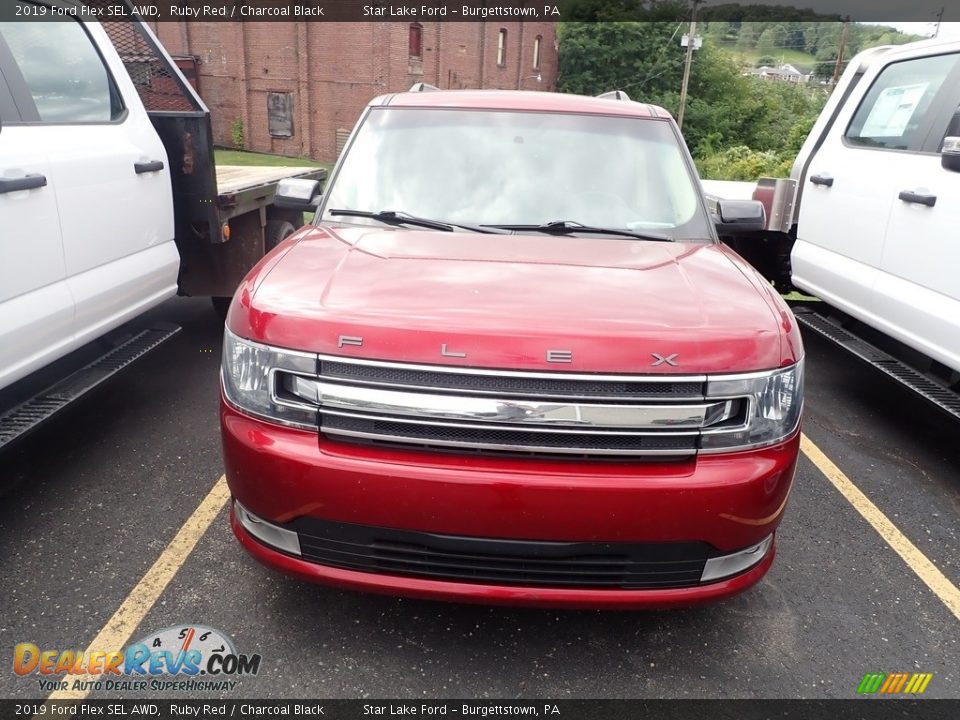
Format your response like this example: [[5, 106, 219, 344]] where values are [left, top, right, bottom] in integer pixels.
[[375, 89, 673, 120]]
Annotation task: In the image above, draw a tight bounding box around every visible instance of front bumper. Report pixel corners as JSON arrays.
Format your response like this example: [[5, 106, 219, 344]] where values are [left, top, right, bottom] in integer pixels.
[[222, 400, 798, 608]]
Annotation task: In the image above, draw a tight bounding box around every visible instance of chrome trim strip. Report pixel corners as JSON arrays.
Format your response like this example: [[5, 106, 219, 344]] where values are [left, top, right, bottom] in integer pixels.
[[299, 379, 732, 430], [321, 426, 695, 457], [700, 534, 773, 582], [314, 375, 700, 401], [317, 353, 708, 384], [320, 409, 702, 436], [234, 500, 302, 557]]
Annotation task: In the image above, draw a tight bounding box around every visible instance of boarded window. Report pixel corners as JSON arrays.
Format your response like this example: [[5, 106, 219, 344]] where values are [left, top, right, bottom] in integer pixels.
[[267, 92, 294, 138], [409, 23, 423, 59]]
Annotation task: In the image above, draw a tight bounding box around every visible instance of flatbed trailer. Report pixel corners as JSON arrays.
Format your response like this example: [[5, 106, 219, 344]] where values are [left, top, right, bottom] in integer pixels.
[[215, 165, 325, 207]]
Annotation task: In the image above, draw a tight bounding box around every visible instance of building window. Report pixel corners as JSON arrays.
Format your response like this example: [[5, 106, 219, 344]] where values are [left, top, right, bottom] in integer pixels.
[[267, 92, 293, 138], [532, 35, 542, 71], [409, 23, 423, 59], [497, 29, 507, 67]]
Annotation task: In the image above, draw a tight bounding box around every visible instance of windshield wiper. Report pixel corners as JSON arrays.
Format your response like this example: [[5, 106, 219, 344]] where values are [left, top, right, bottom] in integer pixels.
[[484, 220, 674, 242], [329, 209, 509, 234]]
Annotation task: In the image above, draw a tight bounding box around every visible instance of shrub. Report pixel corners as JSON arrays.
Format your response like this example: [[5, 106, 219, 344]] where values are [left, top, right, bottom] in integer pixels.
[[695, 145, 793, 181], [230, 118, 245, 150]]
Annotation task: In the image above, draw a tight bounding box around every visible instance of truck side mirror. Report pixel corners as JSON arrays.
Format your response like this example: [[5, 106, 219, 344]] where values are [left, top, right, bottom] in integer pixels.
[[274, 178, 322, 210], [942, 137, 960, 173], [713, 199, 766, 235]]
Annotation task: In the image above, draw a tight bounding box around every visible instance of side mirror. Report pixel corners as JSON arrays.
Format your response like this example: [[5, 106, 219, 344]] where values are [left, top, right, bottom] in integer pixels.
[[274, 178, 322, 210], [942, 137, 960, 173], [713, 199, 766, 235]]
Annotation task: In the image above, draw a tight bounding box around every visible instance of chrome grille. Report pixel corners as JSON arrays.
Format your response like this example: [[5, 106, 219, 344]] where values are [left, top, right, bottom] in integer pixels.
[[277, 356, 746, 458]]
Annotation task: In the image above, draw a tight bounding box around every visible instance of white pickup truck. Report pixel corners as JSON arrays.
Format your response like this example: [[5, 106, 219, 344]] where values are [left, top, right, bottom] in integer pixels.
[[705, 36, 960, 420], [0, 2, 324, 449]]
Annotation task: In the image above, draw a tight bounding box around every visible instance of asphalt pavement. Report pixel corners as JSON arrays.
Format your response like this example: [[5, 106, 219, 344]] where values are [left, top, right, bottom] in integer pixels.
[[1, 296, 957, 701]]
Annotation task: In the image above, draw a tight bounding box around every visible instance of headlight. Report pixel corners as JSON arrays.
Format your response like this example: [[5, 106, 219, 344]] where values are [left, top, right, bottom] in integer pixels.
[[700, 361, 804, 452], [221, 327, 319, 429]]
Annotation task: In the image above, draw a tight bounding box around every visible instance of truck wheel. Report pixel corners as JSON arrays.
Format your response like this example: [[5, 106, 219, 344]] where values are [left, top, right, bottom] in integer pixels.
[[265, 219, 297, 252], [211, 296, 232, 321]]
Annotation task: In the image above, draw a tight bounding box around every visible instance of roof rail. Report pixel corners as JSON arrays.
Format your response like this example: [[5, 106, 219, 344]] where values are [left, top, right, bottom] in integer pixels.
[[409, 82, 440, 92], [596, 90, 631, 101]]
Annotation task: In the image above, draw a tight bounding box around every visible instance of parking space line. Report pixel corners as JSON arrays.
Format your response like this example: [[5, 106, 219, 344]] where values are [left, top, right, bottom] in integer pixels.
[[801, 434, 960, 622], [44, 475, 231, 702]]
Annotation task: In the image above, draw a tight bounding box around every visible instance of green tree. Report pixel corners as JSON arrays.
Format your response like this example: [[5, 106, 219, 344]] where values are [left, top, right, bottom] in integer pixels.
[[557, 22, 687, 97], [755, 27, 779, 57], [814, 47, 838, 80], [737, 22, 761, 49], [557, 22, 829, 180]]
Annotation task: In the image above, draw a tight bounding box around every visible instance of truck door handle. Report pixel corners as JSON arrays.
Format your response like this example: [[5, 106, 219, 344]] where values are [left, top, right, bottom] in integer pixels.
[[898, 190, 937, 207], [0, 173, 47, 194], [134, 160, 165, 174], [809, 174, 834, 187]]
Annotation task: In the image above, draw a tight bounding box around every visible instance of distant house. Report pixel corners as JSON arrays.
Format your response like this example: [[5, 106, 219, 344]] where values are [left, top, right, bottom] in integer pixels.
[[746, 63, 811, 84]]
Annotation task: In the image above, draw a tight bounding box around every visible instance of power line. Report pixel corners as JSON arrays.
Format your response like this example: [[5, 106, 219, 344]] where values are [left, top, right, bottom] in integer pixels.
[[678, 0, 703, 129]]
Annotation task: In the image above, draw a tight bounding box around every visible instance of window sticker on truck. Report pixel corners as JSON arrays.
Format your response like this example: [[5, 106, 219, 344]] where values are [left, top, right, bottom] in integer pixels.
[[861, 83, 930, 138]]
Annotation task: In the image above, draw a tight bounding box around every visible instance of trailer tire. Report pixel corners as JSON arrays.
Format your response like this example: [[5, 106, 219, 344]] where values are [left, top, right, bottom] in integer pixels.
[[265, 219, 297, 252]]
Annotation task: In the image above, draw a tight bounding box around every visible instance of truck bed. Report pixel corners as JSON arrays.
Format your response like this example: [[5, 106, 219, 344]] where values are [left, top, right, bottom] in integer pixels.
[[213, 165, 327, 223], [215, 165, 323, 197]]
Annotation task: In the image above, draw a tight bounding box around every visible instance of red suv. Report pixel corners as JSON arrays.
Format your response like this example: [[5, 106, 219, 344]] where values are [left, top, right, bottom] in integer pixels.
[[220, 88, 803, 609]]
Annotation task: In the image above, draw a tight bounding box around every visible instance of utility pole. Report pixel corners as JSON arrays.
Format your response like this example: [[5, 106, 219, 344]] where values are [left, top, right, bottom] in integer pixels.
[[677, 0, 702, 130], [831, 19, 850, 87], [934, 7, 945, 37]]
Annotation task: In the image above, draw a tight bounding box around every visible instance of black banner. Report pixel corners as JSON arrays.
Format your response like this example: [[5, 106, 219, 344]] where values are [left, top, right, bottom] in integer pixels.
[[9, 700, 960, 720], [0, 1, 958, 24]]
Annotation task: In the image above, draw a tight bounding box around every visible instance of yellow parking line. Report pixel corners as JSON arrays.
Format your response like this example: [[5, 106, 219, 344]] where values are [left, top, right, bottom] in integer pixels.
[[801, 434, 960, 622], [32, 436, 957, 707], [44, 475, 231, 702]]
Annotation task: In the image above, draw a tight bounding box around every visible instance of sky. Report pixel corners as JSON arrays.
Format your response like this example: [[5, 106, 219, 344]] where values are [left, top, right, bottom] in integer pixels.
[[748, 1, 960, 23], [881, 21, 960, 38]]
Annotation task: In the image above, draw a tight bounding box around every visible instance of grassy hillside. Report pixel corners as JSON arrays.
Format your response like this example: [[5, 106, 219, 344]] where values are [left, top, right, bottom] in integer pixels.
[[714, 41, 816, 72]]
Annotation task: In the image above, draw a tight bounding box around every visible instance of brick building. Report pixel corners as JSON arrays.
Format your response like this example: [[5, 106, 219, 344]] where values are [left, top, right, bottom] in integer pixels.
[[150, 22, 558, 163]]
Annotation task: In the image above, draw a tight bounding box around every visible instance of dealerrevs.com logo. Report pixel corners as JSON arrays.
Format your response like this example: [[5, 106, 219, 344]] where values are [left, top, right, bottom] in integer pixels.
[[14, 625, 261, 693]]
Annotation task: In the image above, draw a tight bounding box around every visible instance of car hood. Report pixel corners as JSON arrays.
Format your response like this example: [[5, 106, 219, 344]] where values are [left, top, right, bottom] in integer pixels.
[[232, 226, 790, 374]]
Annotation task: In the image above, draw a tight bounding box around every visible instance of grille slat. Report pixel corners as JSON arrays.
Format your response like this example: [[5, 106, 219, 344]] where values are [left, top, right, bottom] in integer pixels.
[[300, 541, 705, 575], [319, 358, 704, 400], [321, 413, 698, 456], [294, 518, 710, 589]]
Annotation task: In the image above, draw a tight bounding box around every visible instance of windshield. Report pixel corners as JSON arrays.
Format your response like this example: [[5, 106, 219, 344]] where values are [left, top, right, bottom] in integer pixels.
[[321, 107, 713, 242]]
